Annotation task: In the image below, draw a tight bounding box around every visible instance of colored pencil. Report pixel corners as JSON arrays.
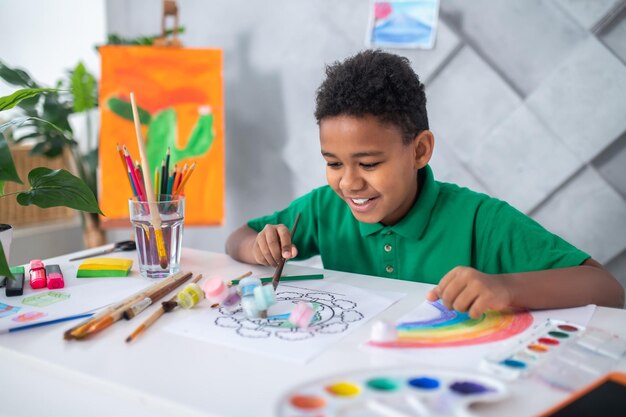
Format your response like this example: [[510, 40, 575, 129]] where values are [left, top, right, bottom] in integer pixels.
[[127, 167, 138, 198], [174, 162, 196, 196], [130, 92, 169, 269], [125, 273, 205, 343], [271, 213, 301, 290], [229, 273, 323, 286], [134, 163, 147, 202], [123, 145, 144, 201], [160, 159, 167, 200], [164, 147, 171, 184], [2, 313, 94, 334], [172, 166, 182, 196]]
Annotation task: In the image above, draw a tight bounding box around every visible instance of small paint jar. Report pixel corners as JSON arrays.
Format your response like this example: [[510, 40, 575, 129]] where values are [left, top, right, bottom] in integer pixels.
[[289, 302, 315, 329], [221, 287, 242, 312], [253, 284, 276, 311], [370, 320, 397, 343], [202, 277, 229, 304], [238, 277, 262, 297], [177, 283, 205, 309], [241, 295, 261, 318]]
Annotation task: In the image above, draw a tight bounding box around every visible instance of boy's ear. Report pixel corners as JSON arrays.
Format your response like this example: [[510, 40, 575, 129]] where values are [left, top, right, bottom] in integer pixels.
[[413, 130, 434, 169]]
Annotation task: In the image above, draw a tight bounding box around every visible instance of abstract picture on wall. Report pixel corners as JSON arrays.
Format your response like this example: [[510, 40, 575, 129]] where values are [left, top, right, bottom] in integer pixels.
[[367, 0, 440, 49], [99, 46, 224, 226]]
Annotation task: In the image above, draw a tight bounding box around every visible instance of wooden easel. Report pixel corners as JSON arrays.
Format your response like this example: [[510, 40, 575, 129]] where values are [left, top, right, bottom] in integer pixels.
[[154, 0, 182, 47]]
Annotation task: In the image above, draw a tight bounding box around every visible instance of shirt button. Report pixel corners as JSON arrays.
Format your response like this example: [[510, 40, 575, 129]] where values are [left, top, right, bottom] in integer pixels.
[[385, 231, 392, 236], [384, 244, 392, 252], [385, 265, 394, 273]]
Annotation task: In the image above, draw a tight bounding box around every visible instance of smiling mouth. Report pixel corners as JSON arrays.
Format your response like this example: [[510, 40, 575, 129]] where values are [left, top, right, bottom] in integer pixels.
[[346, 196, 378, 213]]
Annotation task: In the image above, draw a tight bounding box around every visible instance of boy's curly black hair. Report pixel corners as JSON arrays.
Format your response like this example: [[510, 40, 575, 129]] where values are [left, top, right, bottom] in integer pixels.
[[314, 50, 428, 145]]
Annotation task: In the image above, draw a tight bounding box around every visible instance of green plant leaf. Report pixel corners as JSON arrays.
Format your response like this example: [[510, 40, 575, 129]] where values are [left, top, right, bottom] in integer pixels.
[[70, 62, 97, 113], [0, 88, 57, 111], [16, 167, 102, 214], [108, 97, 151, 124], [0, 179, 6, 195], [0, 242, 13, 281], [0, 130, 22, 184], [0, 60, 39, 88]]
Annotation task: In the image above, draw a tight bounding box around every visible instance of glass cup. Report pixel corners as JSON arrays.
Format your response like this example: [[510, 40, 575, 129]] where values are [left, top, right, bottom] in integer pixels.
[[129, 196, 185, 278]]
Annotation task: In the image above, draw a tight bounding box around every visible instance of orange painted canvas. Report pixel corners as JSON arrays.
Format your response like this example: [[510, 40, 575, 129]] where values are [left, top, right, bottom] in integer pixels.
[[99, 46, 224, 226]]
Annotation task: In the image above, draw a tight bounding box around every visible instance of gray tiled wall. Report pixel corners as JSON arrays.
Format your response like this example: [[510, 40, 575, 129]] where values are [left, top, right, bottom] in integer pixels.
[[106, 0, 626, 306]]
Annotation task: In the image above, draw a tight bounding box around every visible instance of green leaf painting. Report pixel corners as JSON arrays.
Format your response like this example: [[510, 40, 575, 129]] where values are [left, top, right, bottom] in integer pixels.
[[108, 97, 151, 125], [108, 96, 215, 172], [16, 167, 102, 214]]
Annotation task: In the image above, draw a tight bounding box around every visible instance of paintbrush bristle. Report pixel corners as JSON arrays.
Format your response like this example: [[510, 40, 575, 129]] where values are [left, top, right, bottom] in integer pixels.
[[159, 256, 169, 269], [162, 300, 178, 312]]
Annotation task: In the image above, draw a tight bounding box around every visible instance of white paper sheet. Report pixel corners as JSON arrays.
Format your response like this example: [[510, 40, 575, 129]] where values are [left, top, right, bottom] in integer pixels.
[[166, 280, 405, 364], [0, 261, 152, 333]]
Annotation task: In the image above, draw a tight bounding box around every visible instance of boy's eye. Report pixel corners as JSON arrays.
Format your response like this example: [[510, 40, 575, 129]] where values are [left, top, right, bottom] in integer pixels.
[[327, 162, 342, 168], [360, 162, 381, 169]]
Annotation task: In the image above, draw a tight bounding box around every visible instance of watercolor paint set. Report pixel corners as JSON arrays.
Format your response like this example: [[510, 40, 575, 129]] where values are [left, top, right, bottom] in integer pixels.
[[277, 368, 508, 417], [482, 319, 626, 391]]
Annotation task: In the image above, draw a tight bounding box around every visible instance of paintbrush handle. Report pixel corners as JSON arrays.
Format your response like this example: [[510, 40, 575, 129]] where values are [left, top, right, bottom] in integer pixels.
[[272, 213, 301, 290], [125, 274, 204, 343], [66, 271, 191, 339], [123, 271, 193, 319]]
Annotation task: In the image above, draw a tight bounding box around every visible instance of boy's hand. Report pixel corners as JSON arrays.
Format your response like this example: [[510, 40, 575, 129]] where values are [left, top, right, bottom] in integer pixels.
[[253, 224, 298, 266], [425, 266, 513, 319]]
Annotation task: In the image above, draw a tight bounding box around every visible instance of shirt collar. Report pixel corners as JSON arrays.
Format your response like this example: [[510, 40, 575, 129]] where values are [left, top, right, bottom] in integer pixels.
[[359, 165, 440, 239]]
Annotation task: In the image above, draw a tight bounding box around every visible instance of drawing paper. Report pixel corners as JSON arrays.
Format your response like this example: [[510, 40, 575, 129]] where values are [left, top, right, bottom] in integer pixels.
[[166, 280, 405, 363]]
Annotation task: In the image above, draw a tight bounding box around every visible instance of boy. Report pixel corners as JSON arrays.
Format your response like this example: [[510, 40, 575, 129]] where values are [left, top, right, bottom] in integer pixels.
[[226, 50, 624, 318]]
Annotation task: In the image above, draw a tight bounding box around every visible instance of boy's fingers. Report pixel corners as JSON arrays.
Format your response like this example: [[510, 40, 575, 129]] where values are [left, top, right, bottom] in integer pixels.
[[452, 290, 479, 313], [439, 275, 467, 310], [468, 297, 488, 319], [425, 288, 440, 302], [264, 226, 285, 264], [255, 234, 275, 266], [276, 225, 293, 258]]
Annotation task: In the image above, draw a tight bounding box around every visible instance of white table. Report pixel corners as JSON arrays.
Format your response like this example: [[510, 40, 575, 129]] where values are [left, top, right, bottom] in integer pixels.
[[1, 248, 625, 417]]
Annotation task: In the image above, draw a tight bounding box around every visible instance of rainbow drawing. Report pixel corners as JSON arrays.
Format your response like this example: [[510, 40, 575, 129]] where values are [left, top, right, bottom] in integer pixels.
[[371, 301, 533, 348]]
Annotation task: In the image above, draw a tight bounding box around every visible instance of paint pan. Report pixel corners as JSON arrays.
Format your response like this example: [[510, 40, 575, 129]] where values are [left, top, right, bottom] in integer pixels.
[[277, 368, 507, 417], [482, 319, 626, 391], [482, 319, 585, 380]]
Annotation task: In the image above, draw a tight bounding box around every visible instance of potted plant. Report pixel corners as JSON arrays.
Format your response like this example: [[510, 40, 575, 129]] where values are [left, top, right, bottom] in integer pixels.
[[0, 88, 101, 280]]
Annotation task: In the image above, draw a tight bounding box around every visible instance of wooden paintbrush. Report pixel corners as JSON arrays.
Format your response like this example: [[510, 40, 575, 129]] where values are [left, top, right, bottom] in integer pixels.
[[271, 213, 301, 290], [122, 271, 194, 319], [130, 92, 169, 269], [65, 271, 192, 340], [125, 273, 204, 343]]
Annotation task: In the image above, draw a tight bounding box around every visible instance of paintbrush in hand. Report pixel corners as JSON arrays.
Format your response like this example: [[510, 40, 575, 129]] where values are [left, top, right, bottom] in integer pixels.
[[271, 213, 301, 290]]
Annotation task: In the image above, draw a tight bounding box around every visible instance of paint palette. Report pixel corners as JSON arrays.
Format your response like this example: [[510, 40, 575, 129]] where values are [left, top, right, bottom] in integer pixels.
[[481, 319, 626, 391], [277, 368, 508, 417]]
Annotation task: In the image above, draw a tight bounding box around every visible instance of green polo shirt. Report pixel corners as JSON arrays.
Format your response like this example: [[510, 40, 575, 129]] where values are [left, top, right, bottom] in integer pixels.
[[247, 165, 589, 284]]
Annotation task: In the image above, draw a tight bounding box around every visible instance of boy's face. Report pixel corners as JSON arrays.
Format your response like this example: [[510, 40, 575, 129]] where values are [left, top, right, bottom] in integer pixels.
[[320, 114, 425, 226]]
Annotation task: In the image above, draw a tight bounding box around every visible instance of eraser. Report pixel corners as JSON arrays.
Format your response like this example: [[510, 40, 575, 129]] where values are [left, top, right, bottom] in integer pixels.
[[77, 258, 133, 278]]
